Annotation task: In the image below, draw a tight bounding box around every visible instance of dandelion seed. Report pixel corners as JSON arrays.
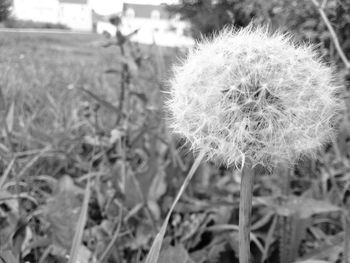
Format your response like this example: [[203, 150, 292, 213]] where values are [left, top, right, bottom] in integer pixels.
[[167, 25, 344, 169]]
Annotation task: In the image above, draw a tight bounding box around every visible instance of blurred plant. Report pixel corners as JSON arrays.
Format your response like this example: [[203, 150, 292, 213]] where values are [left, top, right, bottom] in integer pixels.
[[309, 0, 350, 70], [0, 0, 11, 22], [167, 0, 350, 72]]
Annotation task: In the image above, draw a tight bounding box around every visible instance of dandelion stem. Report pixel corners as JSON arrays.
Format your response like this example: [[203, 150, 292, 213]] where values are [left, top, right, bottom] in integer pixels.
[[239, 160, 255, 263], [344, 196, 350, 263]]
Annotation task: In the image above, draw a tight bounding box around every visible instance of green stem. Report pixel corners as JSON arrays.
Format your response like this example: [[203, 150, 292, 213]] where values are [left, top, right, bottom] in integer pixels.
[[239, 160, 255, 263]]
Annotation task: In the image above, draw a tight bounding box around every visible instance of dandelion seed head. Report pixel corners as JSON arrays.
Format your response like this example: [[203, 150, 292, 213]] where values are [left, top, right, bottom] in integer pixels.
[[167, 25, 344, 169]]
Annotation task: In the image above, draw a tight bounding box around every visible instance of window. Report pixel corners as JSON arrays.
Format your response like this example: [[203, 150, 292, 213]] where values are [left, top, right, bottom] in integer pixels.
[[126, 8, 135, 19], [151, 10, 160, 20]]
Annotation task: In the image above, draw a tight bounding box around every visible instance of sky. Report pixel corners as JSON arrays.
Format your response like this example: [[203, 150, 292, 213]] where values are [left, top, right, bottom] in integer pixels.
[[91, 0, 179, 15]]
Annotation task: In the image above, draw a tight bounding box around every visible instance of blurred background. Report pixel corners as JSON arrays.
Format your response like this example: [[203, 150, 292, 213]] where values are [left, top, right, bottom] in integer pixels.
[[0, 0, 349, 263]]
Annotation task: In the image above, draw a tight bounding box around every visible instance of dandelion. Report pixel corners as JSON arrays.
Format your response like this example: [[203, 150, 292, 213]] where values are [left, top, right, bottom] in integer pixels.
[[146, 25, 344, 263], [167, 25, 343, 169]]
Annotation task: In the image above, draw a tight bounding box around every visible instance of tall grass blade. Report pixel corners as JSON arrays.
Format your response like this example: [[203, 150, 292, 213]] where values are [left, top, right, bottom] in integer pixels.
[[17, 146, 51, 179], [145, 151, 205, 263], [68, 179, 91, 263], [6, 100, 15, 133], [0, 157, 15, 189], [99, 207, 123, 262]]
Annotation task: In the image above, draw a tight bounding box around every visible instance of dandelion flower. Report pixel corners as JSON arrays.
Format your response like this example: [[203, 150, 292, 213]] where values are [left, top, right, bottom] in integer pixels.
[[145, 25, 345, 263], [167, 25, 343, 169]]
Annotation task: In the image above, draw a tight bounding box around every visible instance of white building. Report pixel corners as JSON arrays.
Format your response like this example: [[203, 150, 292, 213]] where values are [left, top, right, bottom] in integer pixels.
[[120, 0, 194, 47], [12, 0, 93, 31]]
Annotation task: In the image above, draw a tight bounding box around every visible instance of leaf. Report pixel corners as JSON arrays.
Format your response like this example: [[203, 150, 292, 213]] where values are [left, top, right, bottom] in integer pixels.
[[133, 222, 154, 248], [68, 179, 91, 263], [205, 224, 264, 256], [251, 210, 274, 231], [84, 135, 110, 147], [0, 250, 18, 263], [0, 86, 6, 112], [79, 87, 120, 114], [130, 91, 148, 103], [207, 239, 227, 263], [148, 169, 167, 202], [0, 189, 19, 211], [0, 158, 15, 189], [190, 235, 227, 263], [297, 233, 343, 262], [158, 244, 194, 263], [16, 146, 51, 179], [11, 218, 28, 258], [6, 101, 15, 133], [124, 168, 143, 209], [43, 176, 83, 251], [76, 245, 95, 263], [273, 197, 341, 219], [147, 200, 161, 221], [262, 215, 278, 262]]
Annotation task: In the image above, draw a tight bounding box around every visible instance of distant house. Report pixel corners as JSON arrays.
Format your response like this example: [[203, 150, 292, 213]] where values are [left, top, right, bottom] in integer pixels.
[[58, 0, 92, 31], [122, 1, 177, 33], [120, 0, 193, 47], [12, 0, 93, 31]]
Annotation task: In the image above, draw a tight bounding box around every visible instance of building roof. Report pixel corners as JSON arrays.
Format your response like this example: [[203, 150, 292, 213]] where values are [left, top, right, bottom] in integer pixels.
[[59, 0, 88, 4]]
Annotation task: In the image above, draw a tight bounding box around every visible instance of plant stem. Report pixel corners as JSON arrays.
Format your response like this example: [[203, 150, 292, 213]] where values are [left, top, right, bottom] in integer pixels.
[[239, 160, 255, 263], [310, 0, 350, 69], [344, 215, 350, 263], [344, 196, 350, 263]]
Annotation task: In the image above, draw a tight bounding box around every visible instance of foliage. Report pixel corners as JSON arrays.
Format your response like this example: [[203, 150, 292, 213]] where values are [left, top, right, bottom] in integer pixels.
[[0, 0, 10, 22], [3, 18, 69, 30], [167, 0, 350, 68]]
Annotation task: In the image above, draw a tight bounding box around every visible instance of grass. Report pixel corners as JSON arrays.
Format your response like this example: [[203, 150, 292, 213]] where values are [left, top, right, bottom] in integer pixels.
[[0, 31, 348, 263], [0, 31, 175, 262], [0, 32, 118, 99]]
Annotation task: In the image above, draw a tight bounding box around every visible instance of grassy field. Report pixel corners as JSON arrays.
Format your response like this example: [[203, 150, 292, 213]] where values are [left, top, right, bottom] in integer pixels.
[[0, 31, 349, 263], [0, 32, 117, 132], [0, 32, 179, 263], [0, 31, 173, 152]]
